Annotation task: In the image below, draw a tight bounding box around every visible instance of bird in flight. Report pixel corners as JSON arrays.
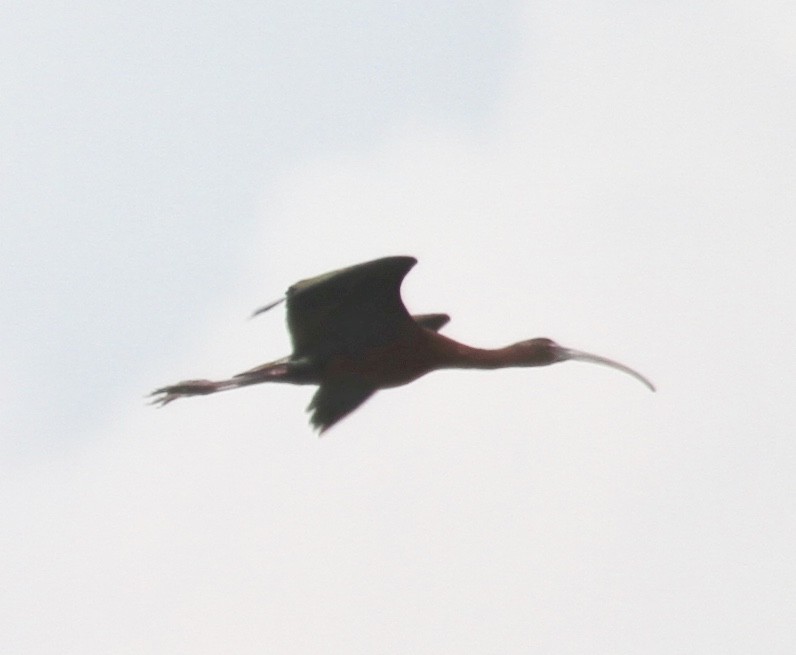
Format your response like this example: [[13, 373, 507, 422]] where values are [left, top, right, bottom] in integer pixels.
[[150, 256, 654, 433]]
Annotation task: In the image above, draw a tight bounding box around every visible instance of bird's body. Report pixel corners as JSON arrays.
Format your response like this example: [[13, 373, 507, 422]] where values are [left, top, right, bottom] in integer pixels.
[[151, 256, 654, 432], [322, 334, 436, 388]]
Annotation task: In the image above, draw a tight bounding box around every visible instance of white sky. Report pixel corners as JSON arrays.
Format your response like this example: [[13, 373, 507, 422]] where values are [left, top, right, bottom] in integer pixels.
[[2, 2, 795, 653]]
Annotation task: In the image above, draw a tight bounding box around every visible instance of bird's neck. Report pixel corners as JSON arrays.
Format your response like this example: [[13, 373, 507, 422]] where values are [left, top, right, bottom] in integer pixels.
[[430, 334, 523, 370]]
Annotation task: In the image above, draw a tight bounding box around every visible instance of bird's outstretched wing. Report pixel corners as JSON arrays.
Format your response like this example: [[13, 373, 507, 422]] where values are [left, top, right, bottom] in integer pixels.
[[412, 313, 450, 332], [284, 256, 419, 361], [308, 382, 376, 434], [305, 308, 451, 433]]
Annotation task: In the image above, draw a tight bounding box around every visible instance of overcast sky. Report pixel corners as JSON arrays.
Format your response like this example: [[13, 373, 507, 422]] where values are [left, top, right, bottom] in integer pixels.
[[2, 2, 795, 653]]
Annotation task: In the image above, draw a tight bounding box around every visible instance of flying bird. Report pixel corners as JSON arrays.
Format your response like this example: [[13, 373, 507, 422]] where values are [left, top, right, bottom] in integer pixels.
[[150, 256, 654, 433]]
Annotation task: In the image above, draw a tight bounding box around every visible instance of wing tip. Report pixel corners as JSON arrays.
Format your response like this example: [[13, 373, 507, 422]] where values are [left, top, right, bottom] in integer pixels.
[[250, 296, 285, 318], [373, 255, 417, 274]]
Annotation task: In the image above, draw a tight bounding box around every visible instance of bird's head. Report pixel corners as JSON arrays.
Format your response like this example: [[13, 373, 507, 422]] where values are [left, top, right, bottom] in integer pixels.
[[511, 338, 569, 365], [510, 337, 656, 391]]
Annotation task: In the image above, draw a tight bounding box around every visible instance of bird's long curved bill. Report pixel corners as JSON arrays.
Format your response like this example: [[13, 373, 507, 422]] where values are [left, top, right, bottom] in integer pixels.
[[562, 348, 656, 392]]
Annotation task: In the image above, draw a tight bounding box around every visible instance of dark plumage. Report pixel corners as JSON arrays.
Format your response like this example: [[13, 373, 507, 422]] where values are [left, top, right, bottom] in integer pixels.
[[151, 256, 653, 433]]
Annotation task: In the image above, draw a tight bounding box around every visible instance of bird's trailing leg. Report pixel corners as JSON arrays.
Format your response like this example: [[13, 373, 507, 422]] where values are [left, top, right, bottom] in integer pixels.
[[149, 357, 303, 407], [148, 378, 240, 406]]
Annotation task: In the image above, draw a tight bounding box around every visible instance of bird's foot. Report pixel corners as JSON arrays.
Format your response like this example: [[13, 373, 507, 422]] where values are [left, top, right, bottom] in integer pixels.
[[148, 379, 229, 407]]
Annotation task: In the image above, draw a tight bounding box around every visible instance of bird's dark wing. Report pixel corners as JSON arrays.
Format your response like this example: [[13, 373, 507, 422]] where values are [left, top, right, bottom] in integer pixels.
[[308, 382, 376, 434], [412, 313, 450, 332], [306, 308, 450, 433], [285, 256, 418, 360]]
